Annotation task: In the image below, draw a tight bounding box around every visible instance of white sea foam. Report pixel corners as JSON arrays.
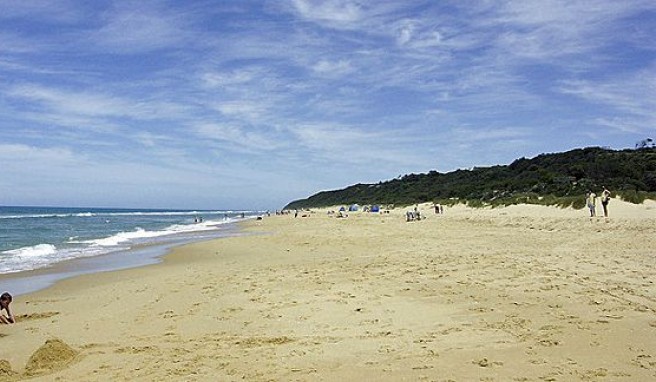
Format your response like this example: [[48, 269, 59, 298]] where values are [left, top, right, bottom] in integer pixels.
[[82, 228, 161, 247], [0, 209, 258, 274], [0, 244, 60, 273], [0, 244, 111, 274], [79, 218, 236, 247], [2, 244, 58, 258], [0, 214, 62, 219], [0, 210, 253, 219]]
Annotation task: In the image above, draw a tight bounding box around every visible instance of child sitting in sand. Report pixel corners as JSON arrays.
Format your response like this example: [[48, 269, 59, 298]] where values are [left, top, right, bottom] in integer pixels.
[[1, 292, 15, 324]]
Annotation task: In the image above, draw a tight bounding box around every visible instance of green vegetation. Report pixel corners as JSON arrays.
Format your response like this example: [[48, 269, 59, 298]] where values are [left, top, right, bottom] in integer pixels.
[[284, 147, 656, 210]]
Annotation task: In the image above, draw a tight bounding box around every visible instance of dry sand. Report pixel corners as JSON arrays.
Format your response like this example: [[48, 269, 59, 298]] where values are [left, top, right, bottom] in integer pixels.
[[1, 201, 655, 381]]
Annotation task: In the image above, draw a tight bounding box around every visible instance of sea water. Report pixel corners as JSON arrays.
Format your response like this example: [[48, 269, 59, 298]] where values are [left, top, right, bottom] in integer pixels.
[[0, 206, 262, 294]]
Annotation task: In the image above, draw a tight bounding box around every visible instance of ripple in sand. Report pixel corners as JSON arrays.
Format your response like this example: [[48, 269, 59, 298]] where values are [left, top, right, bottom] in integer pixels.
[[15, 312, 59, 322], [235, 336, 294, 347]]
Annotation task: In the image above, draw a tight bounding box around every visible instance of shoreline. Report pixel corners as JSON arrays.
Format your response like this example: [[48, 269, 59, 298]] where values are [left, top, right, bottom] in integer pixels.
[[0, 220, 247, 297], [1, 202, 655, 381]]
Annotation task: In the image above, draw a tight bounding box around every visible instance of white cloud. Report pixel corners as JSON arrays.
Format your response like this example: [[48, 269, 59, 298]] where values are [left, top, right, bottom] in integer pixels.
[[291, 0, 363, 25], [90, 2, 190, 53], [395, 19, 414, 45], [8, 84, 133, 117], [312, 59, 353, 76], [194, 123, 282, 152], [0, 0, 84, 23], [0, 144, 75, 164], [214, 101, 267, 120], [7, 84, 187, 122], [201, 68, 260, 88], [557, 72, 656, 132], [593, 117, 642, 134], [394, 19, 443, 49], [449, 126, 529, 142], [496, 0, 651, 27], [491, 0, 656, 60], [132, 132, 172, 148], [0, 32, 42, 54], [1, 1, 654, 208], [287, 122, 427, 169]]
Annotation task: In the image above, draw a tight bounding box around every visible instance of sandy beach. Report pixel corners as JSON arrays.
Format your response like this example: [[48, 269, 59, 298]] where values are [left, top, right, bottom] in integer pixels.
[[1, 201, 655, 381]]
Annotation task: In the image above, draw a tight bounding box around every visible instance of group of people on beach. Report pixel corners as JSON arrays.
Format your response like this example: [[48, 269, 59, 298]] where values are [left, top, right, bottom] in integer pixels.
[[586, 186, 612, 218], [406, 205, 423, 221], [0, 292, 14, 324]]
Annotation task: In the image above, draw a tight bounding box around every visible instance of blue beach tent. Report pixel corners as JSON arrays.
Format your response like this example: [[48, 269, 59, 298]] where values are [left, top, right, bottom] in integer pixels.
[[371, 205, 380, 213], [349, 204, 359, 212]]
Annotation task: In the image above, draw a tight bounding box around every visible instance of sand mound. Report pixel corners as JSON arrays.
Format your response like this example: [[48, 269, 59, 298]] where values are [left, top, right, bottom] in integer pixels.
[[0, 359, 16, 377], [24, 338, 78, 376]]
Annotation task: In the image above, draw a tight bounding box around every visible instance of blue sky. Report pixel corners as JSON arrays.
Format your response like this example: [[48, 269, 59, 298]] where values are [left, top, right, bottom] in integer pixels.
[[1, 1, 655, 209]]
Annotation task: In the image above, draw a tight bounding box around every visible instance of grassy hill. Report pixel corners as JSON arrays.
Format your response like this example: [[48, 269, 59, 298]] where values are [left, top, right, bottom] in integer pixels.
[[284, 147, 656, 210]]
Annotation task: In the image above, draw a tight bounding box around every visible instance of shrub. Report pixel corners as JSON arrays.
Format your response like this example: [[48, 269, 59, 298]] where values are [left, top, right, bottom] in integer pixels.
[[466, 199, 486, 208], [618, 190, 645, 204]]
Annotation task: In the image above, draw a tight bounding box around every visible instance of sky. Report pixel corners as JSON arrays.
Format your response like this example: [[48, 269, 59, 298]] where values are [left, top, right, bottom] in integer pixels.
[[1, 1, 655, 210]]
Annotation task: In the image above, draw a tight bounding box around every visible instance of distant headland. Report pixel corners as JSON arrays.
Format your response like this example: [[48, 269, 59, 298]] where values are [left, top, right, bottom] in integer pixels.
[[285, 146, 656, 210]]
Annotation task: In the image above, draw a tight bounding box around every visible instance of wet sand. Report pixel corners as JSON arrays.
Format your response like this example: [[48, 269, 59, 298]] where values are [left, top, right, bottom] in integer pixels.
[[1, 201, 655, 381]]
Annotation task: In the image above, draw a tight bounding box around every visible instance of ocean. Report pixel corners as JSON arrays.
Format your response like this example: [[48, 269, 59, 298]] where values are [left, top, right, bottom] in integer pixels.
[[0, 206, 262, 294]]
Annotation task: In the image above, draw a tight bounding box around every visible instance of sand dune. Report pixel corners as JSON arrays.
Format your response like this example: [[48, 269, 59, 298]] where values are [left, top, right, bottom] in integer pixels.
[[1, 201, 655, 381]]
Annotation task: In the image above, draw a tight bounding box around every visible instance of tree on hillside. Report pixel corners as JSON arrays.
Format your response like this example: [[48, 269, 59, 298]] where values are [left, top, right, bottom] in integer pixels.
[[635, 138, 654, 149]]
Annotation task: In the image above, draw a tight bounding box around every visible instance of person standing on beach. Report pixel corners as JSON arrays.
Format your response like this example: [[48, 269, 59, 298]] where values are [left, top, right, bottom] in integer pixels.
[[0, 292, 15, 324], [586, 191, 597, 217], [600, 186, 611, 218]]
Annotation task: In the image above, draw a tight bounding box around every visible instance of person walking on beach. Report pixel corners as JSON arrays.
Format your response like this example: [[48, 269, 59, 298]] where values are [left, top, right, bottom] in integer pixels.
[[0, 292, 15, 324], [600, 186, 611, 218], [586, 190, 597, 218]]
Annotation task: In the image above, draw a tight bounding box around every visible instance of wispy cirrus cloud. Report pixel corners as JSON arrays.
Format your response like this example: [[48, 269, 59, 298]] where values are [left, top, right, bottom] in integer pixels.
[[489, 0, 656, 62], [557, 67, 656, 133], [287, 122, 431, 170], [0, 0, 85, 23], [0, 143, 76, 164], [89, 2, 193, 53], [213, 100, 272, 122], [0, 32, 44, 54], [8, 84, 138, 118], [1, 1, 654, 208], [200, 68, 263, 88], [311, 59, 354, 76], [194, 123, 286, 153], [7, 83, 187, 122], [290, 0, 364, 26]]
